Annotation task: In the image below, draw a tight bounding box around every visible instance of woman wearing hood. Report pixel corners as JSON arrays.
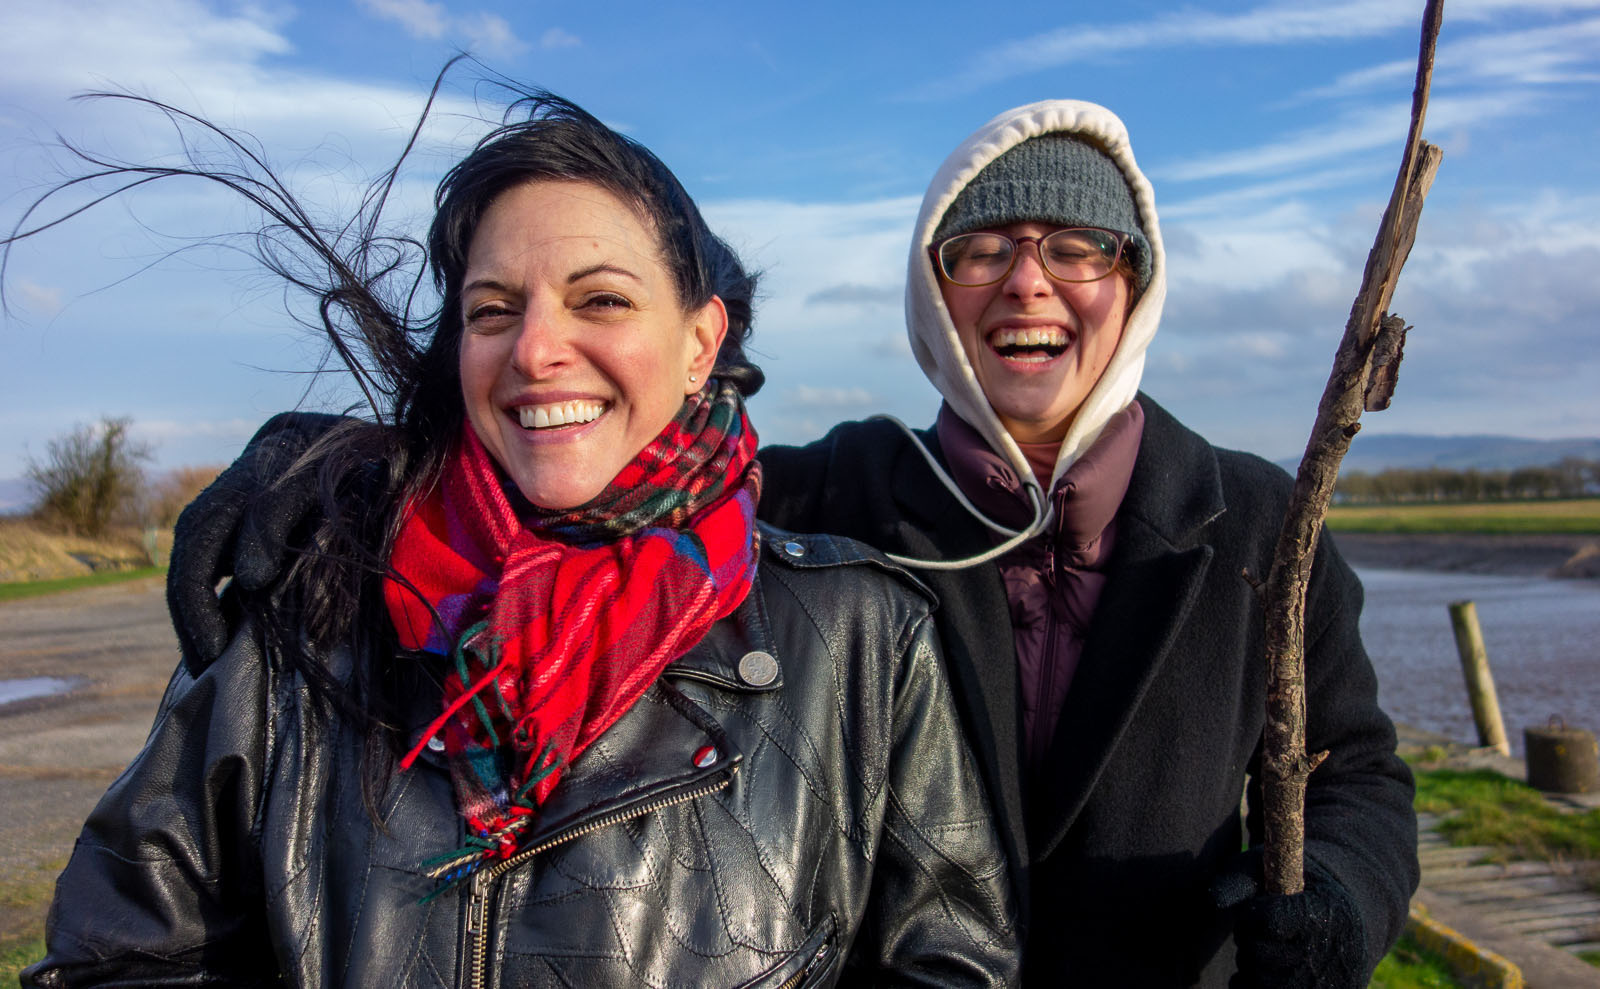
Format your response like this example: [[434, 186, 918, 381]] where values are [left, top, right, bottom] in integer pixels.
[[170, 99, 1419, 987]]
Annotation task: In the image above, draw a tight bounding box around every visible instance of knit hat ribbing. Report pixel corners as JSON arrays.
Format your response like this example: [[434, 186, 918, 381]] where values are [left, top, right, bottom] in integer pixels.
[[933, 133, 1152, 295]]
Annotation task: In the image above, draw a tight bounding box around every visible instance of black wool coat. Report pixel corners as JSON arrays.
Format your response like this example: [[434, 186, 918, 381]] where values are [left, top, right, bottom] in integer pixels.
[[756, 395, 1419, 988]]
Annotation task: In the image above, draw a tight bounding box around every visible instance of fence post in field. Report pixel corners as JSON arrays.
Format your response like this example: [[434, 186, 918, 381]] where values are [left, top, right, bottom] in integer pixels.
[[1447, 600, 1510, 756]]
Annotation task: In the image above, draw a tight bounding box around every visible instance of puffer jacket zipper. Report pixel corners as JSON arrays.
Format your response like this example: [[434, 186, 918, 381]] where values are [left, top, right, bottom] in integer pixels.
[[461, 769, 737, 989]]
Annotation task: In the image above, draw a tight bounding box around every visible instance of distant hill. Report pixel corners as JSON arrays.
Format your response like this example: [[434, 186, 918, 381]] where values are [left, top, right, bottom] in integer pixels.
[[1275, 435, 1600, 475], [0, 477, 32, 516]]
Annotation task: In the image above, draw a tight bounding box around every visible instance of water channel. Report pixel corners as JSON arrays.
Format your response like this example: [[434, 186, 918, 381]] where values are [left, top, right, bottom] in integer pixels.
[[1354, 567, 1600, 755]]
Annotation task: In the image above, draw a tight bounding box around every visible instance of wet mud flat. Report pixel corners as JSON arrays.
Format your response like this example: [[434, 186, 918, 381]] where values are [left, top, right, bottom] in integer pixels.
[[1334, 532, 1600, 579]]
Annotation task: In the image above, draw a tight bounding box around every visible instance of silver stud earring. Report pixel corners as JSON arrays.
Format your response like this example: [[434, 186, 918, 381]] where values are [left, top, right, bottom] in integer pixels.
[[688, 375, 697, 383]]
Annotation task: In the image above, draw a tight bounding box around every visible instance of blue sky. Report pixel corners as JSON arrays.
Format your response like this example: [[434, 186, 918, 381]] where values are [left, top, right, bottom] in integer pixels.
[[2, 0, 1598, 496]]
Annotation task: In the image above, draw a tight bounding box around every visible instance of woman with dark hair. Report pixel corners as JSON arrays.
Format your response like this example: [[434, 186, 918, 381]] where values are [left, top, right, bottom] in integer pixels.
[[13, 87, 1016, 988]]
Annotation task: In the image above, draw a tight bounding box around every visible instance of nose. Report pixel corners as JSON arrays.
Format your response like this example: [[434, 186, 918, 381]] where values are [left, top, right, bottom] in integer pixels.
[[508, 301, 575, 378], [1002, 239, 1053, 299]]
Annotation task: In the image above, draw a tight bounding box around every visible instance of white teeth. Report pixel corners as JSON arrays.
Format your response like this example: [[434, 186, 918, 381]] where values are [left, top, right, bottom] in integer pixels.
[[991, 327, 1068, 349], [518, 400, 605, 429]]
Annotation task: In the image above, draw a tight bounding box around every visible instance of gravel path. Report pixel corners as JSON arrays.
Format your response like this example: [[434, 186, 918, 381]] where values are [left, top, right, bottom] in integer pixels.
[[0, 577, 177, 951]]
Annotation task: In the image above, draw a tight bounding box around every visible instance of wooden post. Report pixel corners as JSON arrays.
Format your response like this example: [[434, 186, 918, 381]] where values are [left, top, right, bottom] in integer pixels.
[[1447, 600, 1510, 756]]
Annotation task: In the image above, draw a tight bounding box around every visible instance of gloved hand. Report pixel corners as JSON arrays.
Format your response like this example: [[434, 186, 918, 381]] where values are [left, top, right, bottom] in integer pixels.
[[167, 412, 347, 674], [1211, 849, 1367, 989]]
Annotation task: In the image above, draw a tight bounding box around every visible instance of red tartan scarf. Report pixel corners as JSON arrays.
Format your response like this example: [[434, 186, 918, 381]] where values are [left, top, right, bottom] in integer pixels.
[[384, 380, 760, 887]]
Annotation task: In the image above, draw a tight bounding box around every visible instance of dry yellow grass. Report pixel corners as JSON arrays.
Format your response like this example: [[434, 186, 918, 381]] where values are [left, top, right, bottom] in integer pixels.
[[0, 518, 165, 584]]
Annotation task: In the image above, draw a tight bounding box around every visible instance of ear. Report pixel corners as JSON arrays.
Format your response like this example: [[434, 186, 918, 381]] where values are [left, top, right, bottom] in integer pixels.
[[683, 295, 729, 394]]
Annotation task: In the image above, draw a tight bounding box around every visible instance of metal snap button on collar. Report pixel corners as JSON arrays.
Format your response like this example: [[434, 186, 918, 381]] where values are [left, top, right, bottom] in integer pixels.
[[426, 735, 446, 753], [782, 540, 806, 557], [693, 745, 719, 768], [737, 650, 779, 688]]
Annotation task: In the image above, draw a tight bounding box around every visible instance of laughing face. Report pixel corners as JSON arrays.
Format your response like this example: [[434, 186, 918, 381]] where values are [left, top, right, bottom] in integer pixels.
[[937, 221, 1131, 445], [457, 179, 726, 510]]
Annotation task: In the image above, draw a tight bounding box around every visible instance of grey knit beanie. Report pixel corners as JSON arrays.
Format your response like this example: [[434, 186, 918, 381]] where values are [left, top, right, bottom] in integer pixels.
[[933, 133, 1152, 295]]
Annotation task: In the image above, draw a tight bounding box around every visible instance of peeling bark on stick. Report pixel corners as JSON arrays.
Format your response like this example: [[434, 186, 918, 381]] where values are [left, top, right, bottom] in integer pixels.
[[1259, 0, 1444, 897]]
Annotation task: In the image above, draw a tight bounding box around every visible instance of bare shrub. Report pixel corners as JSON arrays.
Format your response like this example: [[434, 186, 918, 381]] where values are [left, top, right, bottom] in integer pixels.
[[146, 465, 226, 528], [25, 417, 152, 537]]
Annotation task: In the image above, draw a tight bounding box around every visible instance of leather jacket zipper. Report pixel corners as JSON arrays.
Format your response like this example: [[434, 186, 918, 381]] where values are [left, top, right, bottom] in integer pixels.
[[775, 938, 834, 989], [462, 769, 736, 989]]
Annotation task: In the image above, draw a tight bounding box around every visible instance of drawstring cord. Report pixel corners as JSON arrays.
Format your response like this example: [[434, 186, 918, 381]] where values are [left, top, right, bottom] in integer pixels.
[[867, 414, 1053, 571]]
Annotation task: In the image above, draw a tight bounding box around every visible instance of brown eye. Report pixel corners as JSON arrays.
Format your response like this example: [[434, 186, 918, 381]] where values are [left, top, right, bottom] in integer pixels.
[[466, 302, 518, 329]]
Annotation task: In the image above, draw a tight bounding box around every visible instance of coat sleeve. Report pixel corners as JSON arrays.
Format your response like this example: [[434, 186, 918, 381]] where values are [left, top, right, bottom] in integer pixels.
[[842, 612, 1020, 988], [1253, 533, 1421, 973], [22, 626, 278, 988]]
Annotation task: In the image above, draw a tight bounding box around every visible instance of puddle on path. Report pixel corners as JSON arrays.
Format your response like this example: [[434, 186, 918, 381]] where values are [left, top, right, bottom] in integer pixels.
[[0, 676, 85, 707]]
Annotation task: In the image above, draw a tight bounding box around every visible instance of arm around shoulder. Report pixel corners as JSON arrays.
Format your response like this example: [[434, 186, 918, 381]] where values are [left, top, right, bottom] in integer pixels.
[[22, 624, 280, 987], [843, 611, 1020, 987]]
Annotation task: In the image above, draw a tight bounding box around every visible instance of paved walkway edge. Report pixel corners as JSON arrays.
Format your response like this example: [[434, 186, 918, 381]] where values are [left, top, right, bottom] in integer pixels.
[[1412, 888, 1600, 988], [1408, 896, 1525, 988]]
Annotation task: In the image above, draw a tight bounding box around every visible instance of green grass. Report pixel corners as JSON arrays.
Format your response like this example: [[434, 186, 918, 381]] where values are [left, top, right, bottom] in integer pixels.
[[0, 937, 44, 984], [1326, 498, 1600, 535], [1369, 932, 1464, 988], [1413, 768, 1600, 898], [0, 566, 164, 602]]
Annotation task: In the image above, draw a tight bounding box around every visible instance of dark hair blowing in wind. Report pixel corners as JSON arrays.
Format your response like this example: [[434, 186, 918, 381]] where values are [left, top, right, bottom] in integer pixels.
[[1, 62, 765, 809]]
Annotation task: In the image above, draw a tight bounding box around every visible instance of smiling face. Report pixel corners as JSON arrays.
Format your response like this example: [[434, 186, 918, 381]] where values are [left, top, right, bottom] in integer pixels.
[[938, 220, 1131, 445], [457, 179, 727, 510]]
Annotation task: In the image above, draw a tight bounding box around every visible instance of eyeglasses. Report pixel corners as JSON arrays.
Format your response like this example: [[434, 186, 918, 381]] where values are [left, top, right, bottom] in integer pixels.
[[932, 227, 1127, 287]]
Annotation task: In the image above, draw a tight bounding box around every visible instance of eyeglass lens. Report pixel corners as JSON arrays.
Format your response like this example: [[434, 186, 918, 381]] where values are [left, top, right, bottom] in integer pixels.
[[937, 228, 1122, 285]]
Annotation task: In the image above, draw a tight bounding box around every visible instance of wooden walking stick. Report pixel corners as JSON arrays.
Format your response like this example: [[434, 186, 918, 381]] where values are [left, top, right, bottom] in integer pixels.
[[1258, 0, 1445, 896]]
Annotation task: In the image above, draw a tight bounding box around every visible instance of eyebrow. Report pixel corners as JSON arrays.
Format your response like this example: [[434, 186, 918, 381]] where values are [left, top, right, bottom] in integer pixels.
[[461, 264, 643, 297], [567, 263, 642, 285]]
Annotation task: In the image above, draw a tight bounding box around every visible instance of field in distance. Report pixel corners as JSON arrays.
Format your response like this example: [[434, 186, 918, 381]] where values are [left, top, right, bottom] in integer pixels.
[[1327, 498, 1600, 535]]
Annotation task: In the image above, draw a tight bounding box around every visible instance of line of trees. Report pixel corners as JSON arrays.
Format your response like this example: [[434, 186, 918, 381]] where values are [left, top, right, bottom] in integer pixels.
[[23, 416, 221, 537], [1334, 458, 1600, 504]]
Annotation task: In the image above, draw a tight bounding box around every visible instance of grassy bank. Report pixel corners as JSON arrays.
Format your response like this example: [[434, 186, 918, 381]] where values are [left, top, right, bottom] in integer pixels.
[[1413, 766, 1600, 893], [0, 566, 165, 602], [1327, 498, 1600, 535], [1370, 931, 1465, 988]]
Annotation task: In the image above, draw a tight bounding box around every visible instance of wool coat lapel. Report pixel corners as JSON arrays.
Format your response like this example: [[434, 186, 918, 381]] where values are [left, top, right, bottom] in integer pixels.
[[887, 433, 1032, 906]]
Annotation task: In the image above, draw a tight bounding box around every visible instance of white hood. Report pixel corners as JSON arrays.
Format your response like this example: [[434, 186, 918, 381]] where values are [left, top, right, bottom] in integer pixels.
[[905, 99, 1166, 488]]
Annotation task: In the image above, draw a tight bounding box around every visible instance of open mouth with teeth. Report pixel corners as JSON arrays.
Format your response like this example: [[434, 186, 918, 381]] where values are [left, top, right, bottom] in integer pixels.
[[989, 327, 1071, 364], [516, 400, 607, 430]]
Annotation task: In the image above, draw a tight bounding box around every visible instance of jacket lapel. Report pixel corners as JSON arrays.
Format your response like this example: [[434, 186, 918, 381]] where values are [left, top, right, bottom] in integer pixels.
[[1029, 397, 1227, 861], [888, 433, 1032, 905]]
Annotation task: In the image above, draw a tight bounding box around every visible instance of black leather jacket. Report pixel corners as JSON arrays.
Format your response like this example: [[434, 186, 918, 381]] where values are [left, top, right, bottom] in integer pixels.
[[24, 527, 1018, 988]]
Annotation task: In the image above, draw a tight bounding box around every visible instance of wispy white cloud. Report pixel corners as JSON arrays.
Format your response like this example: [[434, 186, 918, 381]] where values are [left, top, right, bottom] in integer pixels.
[[804, 283, 900, 307], [132, 417, 262, 444], [356, 0, 447, 39], [540, 27, 581, 50], [356, 0, 529, 56], [1300, 16, 1600, 101], [8, 280, 64, 318], [911, 0, 1600, 98], [462, 12, 527, 57], [1160, 91, 1534, 183], [785, 385, 877, 409]]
